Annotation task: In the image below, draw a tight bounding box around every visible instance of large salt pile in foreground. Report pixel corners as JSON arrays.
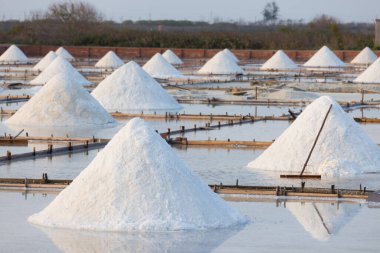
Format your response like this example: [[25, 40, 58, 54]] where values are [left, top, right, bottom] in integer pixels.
[[162, 49, 183, 65], [56, 47, 74, 61], [354, 58, 380, 83], [30, 56, 91, 85], [28, 118, 246, 231], [248, 96, 380, 176], [351, 47, 377, 65], [7, 73, 114, 127], [0, 45, 28, 64], [198, 51, 244, 75], [260, 50, 299, 70], [223, 49, 239, 62], [303, 46, 346, 68], [143, 53, 185, 79], [92, 61, 182, 112], [33, 51, 57, 71], [287, 202, 360, 241], [95, 51, 124, 69]]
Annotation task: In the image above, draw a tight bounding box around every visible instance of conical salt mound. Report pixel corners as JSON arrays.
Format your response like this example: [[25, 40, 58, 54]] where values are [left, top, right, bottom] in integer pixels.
[[162, 49, 183, 65], [354, 58, 380, 83], [287, 202, 360, 241], [92, 61, 182, 112], [303, 46, 346, 68], [56, 47, 74, 61], [30, 56, 91, 85], [95, 51, 124, 69], [28, 118, 246, 231], [143, 53, 184, 79], [260, 50, 299, 70], [198, 51, 244, 75], [32, 51, 57, 71], [7, 73, 114, 127], [351, 47, 377, 65], [223, 49, 239, 62], [248, 96, 380, 176], [0, 45, 28, 64]]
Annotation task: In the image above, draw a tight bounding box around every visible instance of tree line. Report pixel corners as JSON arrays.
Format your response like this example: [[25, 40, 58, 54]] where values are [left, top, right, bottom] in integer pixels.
[[0, 1, 375, 50]]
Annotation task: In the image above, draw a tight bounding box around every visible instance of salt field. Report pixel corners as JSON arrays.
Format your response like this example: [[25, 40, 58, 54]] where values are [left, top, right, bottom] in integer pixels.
[[0, 43, 380, 253]]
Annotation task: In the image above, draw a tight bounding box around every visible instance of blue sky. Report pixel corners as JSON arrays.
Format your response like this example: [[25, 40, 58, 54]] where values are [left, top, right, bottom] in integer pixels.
[[0, 0, 379, 23]]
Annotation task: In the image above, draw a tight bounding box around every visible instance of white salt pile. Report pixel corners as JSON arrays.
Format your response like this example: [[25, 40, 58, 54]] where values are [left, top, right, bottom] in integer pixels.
[[354, 58, 380, 83], [263, 89, 319, 100], [92, 61, 182, 112], [248, 96, 380, 176], [32, 51, 57, 71], [56, 47, 75, 61], [162, 49, 183, 65], [287, 202, 360, 241], [260, 50, 299, 70], [30, 56, 91, 85], [7, 73, 114, 127], [143, 53, 185, 79], [28, 118, 246, 231], [223, 48, 239, 62], [198, 51, 244, 75], [351, 47, 377, 65], [95, 51, 124, 69], [303, 46, 346, 68], [0, 44, 28, 64]]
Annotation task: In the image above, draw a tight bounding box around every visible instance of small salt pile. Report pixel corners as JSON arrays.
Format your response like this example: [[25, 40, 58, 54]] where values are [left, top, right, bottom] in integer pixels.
[[223, 49, 239, 62], [351, 47, 377, 65], [162, 49, 183, 65], [30, 56, 91, 85], [260, 50, 299, 70], [28, 118, 246, 231], [92, 61, 182, 112], [33, 51, 57, 71], [56, 47, 75, 61], [248, 96, 380, 176], [0, 44, 28, 64], [95, 51, 124, 69], [198, 51, 244, 75], [354, 58, 380, 83], [143, 53, 185, 79], [7, 73, 114, 127], [287, 202, 360, 241], [303, 46, 346, 68]]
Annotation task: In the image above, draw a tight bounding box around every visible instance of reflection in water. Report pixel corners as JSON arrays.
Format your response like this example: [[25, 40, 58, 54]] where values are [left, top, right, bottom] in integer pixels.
[[36, 225, 241, 253], [286, 200, 361, 241]]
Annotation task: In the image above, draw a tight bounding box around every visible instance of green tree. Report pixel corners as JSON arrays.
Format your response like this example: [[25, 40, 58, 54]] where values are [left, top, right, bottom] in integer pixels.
[[262, 2, 279, 23]]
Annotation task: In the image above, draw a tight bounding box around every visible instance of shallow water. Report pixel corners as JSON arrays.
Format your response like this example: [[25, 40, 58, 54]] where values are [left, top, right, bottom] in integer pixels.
[[0, 190, 379, 253]]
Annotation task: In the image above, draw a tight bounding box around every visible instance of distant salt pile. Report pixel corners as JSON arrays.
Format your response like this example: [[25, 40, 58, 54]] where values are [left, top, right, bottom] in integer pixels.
[[143, 53, 185, 79], [351, 47, 377, 65], [7, 73, 114, 127], [28, 118, 246, 231], [0, 45, 28, 64], [95, 51, 124, 69], [303, 46, 346, 68], [223, 49, 239, 62], [56, 47, 75, 61], [92, 61, 182, 112], [198, 51, 244, 75], [162, 49, 183, 65], [354, 58, 380, 83], [287, 202, 360, 241], [30, 56, 91, 85], [260, 50, 299, 70], [263, 89, 319, 100], [248, 96, 380, 176], [33, 51, 57, 71]]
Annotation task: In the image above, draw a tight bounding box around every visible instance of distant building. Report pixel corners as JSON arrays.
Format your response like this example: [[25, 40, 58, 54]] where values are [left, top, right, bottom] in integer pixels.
[[376, 19, 380, 47]]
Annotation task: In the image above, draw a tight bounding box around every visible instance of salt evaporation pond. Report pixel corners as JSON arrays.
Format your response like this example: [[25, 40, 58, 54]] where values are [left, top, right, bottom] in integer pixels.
[[1, 190, 380, 252]]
